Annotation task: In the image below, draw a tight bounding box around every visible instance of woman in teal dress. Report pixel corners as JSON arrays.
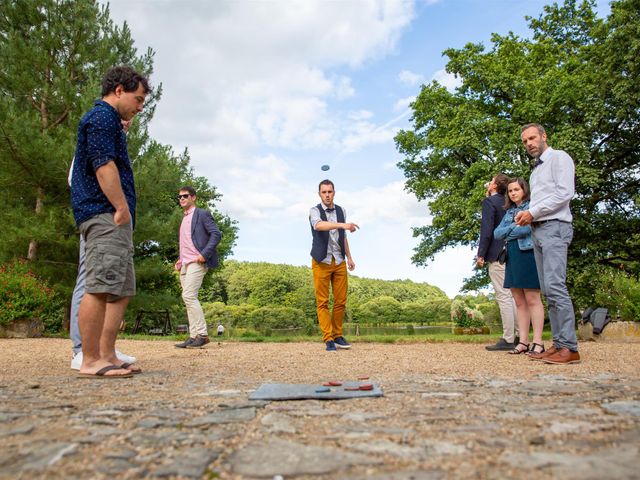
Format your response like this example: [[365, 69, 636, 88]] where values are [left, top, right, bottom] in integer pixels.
[[494, 178, 545, 355]]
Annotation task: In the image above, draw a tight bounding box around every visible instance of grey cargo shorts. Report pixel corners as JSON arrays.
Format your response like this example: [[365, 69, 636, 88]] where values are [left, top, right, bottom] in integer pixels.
[[79, 213, 135, 300]]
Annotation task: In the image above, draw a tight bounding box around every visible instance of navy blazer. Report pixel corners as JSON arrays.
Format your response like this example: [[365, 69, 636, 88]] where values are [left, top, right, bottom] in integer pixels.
[[477, 193, 507, 262], [190, 208, 222, 269]]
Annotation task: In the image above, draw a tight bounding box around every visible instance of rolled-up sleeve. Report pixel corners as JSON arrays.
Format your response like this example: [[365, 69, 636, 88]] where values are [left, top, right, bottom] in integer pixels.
[[86, 111, 117, 172], [309, 206, 321, 228]]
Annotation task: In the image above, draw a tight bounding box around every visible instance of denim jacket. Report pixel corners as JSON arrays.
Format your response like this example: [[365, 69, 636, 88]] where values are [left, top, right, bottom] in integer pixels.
[[493, 200, 534, 251]]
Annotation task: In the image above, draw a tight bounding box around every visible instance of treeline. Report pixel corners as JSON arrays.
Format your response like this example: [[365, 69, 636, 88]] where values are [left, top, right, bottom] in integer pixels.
[[193, 261, 494, 332]]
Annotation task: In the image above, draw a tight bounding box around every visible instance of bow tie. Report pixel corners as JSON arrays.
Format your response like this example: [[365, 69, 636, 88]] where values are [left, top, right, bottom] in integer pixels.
[[533, 158, 544, 168], [325, 208, 335, 213]]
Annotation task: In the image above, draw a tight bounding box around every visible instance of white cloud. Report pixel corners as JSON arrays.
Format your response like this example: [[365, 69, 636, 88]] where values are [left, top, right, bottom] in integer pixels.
[[383, 160, 400, 170], [393, 95, 416, 112], [333, 75, 355, 100], [431, 69, 462, 92], [106, 0, 415, 153], [340, 181, 429, 226], [398, 69, 424, 86], [342, 121, 400, 153], [341, 108, 411, 152], [349, 110, 374, 121]]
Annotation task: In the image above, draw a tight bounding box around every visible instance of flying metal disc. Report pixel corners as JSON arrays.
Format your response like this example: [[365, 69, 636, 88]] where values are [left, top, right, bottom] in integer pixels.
[[321, 164, 330, 171]]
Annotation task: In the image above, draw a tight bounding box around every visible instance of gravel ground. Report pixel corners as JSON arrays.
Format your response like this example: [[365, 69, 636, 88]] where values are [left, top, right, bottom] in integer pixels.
[[1, 338, 639, 479], [3, 338, 639, 382]]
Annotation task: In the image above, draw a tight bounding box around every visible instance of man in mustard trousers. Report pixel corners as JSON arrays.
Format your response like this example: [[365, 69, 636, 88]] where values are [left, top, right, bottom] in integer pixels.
[[309, 180, 359, 352]]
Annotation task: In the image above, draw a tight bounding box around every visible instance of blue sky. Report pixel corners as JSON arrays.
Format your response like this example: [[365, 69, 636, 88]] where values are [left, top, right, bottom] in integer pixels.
[[104, 0, 600, 297]]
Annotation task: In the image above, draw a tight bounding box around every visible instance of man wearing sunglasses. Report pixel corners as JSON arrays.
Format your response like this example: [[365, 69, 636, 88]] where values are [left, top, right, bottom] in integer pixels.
[[174, 187, 222, 349]]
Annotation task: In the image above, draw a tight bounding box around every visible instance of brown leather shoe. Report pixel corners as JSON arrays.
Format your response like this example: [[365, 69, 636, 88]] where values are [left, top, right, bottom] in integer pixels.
[[529, 345, 557, 361], [542, 347, 581, 365]]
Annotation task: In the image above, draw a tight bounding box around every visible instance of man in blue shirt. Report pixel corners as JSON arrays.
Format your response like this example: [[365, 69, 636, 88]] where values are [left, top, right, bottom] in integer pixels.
[[515, 123, 580, 365], [71, 66, 150, 378]]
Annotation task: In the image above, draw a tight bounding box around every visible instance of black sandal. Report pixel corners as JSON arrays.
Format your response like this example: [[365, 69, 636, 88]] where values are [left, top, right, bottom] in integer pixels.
[[508, 342, 530, 354], [527, 343, 545, 355]]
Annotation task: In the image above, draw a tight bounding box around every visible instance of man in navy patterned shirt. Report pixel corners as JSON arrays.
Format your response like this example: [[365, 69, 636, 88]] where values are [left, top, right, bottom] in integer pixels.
[[71, 66, 150, 378]]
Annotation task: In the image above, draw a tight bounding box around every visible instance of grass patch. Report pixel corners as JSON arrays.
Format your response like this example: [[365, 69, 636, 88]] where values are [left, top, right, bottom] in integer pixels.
[[46, 328, 553, 344]]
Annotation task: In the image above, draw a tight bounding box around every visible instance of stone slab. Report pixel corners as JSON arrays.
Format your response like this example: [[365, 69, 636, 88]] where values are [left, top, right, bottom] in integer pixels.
[[230, 439, 380, 476]]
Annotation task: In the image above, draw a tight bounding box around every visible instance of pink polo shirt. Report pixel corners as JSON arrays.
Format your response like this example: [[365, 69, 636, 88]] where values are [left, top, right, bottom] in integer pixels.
[[178, 206, 201, 268]]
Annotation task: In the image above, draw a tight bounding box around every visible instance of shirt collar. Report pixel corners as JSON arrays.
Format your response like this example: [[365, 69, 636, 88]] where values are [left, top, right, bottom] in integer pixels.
[[94, 100, 121, 126], [540, 146, 553, 161], [183, 206, 196, 216], [94, 99, 117, 115], [323, 204, 335, 213]]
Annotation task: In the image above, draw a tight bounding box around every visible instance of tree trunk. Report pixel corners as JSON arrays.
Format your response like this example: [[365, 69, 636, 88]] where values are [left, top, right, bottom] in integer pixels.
[[27, 186, 44, 261]]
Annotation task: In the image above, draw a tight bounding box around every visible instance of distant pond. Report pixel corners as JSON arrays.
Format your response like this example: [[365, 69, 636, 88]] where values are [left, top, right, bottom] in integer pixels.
[[267, 324, 499, 336], [344, 324, 454, 336]]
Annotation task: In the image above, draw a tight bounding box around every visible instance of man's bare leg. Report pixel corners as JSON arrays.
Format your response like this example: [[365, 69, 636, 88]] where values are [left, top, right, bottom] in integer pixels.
[[100, 297, 140, 372], [78, 292, 130, 376], [100, 296, 128, 360]]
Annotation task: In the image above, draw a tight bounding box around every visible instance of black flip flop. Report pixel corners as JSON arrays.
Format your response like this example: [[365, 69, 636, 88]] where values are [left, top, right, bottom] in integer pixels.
[[120, 362, 142, 374], [77, 365, 133, 379]]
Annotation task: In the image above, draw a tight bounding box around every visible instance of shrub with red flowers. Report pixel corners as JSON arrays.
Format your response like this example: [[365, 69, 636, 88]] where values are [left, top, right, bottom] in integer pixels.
[[0, 261, 56, 326], [450, 299, 485, 328]]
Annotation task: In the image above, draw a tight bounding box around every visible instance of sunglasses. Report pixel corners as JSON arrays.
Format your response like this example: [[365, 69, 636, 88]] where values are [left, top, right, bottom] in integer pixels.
[[177, 194, 192, 200]]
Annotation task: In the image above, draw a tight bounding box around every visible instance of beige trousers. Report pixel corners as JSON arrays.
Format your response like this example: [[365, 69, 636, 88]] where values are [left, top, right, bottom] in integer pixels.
[[488, 261, 518, 342], [180, 262, 209, 337]]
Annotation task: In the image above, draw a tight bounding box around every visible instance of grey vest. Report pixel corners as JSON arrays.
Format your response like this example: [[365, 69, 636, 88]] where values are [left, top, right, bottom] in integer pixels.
[[310, 204, 345, 262]]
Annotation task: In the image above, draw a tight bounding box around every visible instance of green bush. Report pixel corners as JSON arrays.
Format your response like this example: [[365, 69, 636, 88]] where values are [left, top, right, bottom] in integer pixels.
[[594, 274, 640, 321], [203, 303, 311, 332], [572, 266, 640, 321], [0, 261, 57, 326], [248, 306, 309, 330], [399, 299, 452, 324], [450, 299, 485, 328], [355, 296, 401, 324], [476, 301, 500, 325], [203, 302, 257, 327]]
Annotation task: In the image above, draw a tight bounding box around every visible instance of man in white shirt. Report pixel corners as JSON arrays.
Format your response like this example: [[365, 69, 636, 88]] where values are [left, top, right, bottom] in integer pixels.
[[515, 124, 580, 364]]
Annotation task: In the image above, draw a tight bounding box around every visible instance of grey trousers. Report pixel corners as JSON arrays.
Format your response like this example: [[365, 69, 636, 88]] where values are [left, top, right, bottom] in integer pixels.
[[70, 235, 86, 354], [532, 221, 578, 351]]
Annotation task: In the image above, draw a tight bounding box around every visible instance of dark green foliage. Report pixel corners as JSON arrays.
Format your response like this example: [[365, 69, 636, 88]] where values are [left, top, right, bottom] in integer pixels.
[[572, 265, 640, 321], [395, 0, 640, 308], [0, 0, 238, 332]]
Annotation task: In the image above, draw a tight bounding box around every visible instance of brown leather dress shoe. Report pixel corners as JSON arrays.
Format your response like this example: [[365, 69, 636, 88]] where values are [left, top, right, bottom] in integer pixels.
[[529, 345, 557, 361], [542, 347, 581, 365]]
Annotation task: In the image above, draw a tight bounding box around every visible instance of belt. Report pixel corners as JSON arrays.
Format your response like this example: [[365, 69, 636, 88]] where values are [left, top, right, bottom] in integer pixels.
[[531, 219, 569, 227]]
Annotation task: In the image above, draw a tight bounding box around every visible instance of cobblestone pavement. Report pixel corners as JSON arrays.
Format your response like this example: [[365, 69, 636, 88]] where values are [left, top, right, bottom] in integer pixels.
[[0, 339, 639, 479]]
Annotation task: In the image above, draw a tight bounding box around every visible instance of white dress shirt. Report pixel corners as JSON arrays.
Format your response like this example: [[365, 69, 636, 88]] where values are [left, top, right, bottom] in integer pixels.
[[529, 147, 575, 222]]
